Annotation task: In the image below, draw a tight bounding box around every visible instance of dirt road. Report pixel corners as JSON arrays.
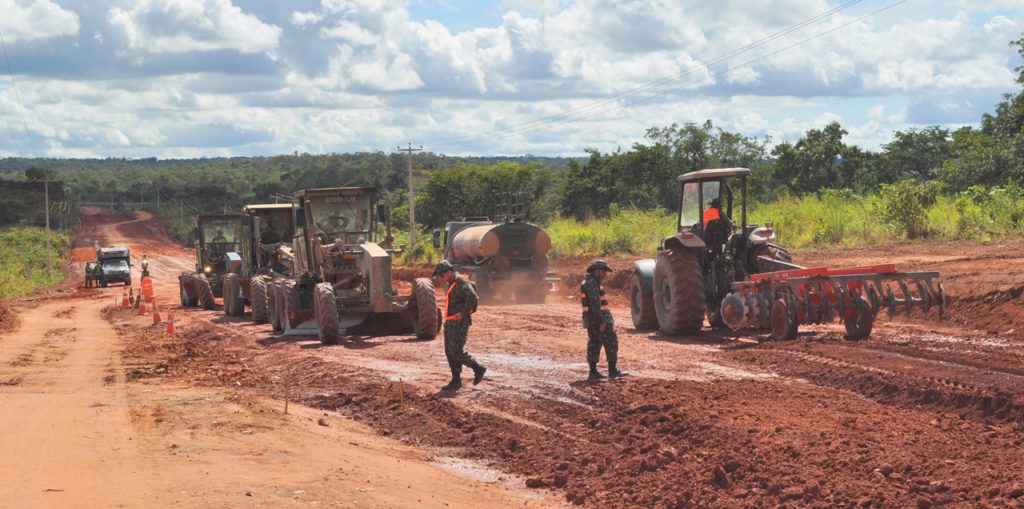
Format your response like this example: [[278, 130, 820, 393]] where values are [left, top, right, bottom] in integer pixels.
[[4, 209, 1024, 508], [0, 209, 552, 508]]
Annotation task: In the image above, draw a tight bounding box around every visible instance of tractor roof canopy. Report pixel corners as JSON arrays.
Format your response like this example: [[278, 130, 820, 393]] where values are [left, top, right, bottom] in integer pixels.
[[677, 167, 751, 182], [243, 204, 293, 212]]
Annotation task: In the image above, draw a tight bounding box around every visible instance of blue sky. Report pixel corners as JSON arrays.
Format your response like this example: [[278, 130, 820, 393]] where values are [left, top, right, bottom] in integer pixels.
[[0, 0, 1021, 159]]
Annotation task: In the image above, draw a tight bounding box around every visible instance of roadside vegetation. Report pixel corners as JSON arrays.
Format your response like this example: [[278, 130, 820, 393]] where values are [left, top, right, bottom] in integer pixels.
[[0, 228, 68, 299]]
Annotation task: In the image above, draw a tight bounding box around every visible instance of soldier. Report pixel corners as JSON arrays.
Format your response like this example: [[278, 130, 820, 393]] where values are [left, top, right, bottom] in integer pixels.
[[140, 254, 150, 280], [433, 260, 486, 391], [581, 260, 627, 381]]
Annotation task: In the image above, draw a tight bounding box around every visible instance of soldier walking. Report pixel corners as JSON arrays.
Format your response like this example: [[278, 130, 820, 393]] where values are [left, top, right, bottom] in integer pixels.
[[582, 260, 627, 380], [433, 260, 487, 391]]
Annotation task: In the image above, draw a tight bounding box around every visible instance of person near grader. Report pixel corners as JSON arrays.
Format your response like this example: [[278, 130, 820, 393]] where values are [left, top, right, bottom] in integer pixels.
[[433, 260, 487, 391], [582, 260, 627, 381]]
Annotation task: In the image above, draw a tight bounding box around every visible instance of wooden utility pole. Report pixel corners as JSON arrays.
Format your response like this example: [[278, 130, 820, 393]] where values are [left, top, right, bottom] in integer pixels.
[[36, 175, 58, 272], [397, 143, 423, 246]]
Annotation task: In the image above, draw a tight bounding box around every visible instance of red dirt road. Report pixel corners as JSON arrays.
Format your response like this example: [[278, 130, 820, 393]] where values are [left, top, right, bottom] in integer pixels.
[[5, 209, 1024, 508]]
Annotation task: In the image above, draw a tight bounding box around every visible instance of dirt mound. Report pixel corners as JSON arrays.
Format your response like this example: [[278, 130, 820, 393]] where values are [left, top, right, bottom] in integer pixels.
[[946, 284, 1024, 338], [0, 302, 17, 334]]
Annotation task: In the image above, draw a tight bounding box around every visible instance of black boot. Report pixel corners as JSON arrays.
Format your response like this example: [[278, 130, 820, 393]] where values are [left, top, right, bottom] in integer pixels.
[[608, 361, 628, 378], [442, 367, 463, 391], [588, 362, 606, 381], [471, 364, 487, 385]]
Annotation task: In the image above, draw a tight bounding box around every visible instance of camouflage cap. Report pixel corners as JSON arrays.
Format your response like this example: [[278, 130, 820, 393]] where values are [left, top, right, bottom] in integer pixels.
[[586, 259, 613, 273], [432, 259, 455, 277]]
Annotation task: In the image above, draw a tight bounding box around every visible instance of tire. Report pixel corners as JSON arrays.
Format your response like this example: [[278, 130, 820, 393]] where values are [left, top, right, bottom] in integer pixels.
[[179, 274, 197, 307], [410, 278, 439, 340], [844, 295, 874, 340], [179, 276, 189, 307], [198, 274, 215, 310], [315, 282, 339, 344], [251, 276, 269, 324], [653, 250, 705, 335], [629, 271, 658, 330], [770, 298, 798, 341], [269, 280, 284, 332], [227, 274, 245, 316], [706, 307, 726, 329], [282, 280, 300, 330]]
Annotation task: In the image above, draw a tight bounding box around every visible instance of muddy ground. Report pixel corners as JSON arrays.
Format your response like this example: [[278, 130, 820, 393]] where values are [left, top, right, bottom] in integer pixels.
[[9, 209, 1024, 508]]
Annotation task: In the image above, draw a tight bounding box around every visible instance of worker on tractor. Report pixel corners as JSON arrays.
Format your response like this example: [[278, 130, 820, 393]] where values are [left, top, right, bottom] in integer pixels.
[[581, 260, 627, 381], [433, 260, 487, 391], [703, 197, 728, 228]]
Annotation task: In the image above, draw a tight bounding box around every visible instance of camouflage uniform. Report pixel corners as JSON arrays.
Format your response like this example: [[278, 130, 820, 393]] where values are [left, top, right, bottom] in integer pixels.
[[581, 273, 618, 367], [443, 273, 485, 384]]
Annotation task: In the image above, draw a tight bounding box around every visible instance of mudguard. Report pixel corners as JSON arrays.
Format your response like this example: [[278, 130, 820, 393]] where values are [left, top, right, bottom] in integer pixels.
[[662, 231, 706, 251], [633, 259, 656, 295]]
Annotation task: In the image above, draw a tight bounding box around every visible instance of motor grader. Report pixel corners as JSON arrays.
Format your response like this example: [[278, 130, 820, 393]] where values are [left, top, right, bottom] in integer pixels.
[[267, 187, 440, 344], [221, 203, 296, 323], [178, 214, 245, 310], [630, 167, 945, 340]]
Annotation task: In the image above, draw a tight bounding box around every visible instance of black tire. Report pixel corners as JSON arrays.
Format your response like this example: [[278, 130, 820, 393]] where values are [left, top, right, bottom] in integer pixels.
[[629, 271, 658, 330], [770, 298, 798, 341], [251, 277, 269, 324], [179, 274, 198, 307], [653, 250, 705, 335], [282, 280, 300, 331], [844, 295, 874, 340], [410, 278, 439, 340], [198, 274, 215, 310], [268, 280, 284, 332], [315, 282, 339, 344], [707, 306, 726, 329], [179, 276, 189, 307], [222, 275, 235, 316], [229, 274, 245, 316]]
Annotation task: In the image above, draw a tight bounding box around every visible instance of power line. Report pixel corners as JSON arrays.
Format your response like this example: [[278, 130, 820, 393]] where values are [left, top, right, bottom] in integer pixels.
[[428, 0, 902, 150], [0, 88, 23, 157], [0, 30, 37, 156]]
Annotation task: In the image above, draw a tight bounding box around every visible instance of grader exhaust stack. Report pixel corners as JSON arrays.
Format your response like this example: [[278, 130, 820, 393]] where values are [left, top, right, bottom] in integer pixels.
[[720, 263, 946, 340]]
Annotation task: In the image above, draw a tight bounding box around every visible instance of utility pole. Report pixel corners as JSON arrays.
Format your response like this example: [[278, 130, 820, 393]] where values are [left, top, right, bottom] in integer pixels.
[[397, 143, 422, 246], [33, 175, 58, 272]]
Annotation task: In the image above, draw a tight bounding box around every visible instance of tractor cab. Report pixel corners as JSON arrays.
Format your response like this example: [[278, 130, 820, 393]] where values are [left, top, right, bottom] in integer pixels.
[[195, 214, 245, 278]]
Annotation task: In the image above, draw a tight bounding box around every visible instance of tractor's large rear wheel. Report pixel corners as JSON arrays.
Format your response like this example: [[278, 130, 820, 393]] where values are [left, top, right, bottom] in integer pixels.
[[410, 277, 439, 340], [198, 275, 215, 310], [251, 276, 269, 324], [844, 295, 874, 340], [629, 271, 658, 330], [315, 282, 339, 344], [653, 249, 705, 335]]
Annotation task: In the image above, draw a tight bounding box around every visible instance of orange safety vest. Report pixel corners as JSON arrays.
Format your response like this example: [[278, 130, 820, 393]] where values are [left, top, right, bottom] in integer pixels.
[[580, 277, 610, 320], [444, 276, 475, 322], [702, 207, 721, 227]]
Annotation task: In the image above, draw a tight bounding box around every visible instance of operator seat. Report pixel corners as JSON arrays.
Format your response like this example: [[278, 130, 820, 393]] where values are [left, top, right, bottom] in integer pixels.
[[703, 219, 730, 255]]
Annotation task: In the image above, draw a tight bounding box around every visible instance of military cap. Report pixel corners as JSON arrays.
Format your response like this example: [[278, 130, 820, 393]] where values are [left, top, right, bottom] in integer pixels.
[[432, 259, 455, 277], [586, 259, 613, 273]]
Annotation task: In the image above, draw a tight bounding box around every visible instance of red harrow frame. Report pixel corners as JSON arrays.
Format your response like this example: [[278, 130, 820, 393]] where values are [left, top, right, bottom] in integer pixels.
[[720, 264, 946, 341]]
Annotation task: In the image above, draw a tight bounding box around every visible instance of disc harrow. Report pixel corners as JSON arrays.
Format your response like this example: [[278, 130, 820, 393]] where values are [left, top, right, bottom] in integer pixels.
[[720, 264, 946, 341]]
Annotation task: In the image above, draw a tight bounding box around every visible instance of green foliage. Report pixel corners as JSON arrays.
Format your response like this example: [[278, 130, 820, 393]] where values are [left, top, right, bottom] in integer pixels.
[[417, 161, 556, 227], [878, 180, 941, 239], [0, 228, 68, 298], [749, 190, 891, 248], [545, 207, 676, 258]]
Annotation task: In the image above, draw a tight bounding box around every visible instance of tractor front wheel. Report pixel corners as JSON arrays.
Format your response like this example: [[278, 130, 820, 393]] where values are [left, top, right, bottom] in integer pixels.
[[629, 271, 658, 330], [198, 275, 215, 310]]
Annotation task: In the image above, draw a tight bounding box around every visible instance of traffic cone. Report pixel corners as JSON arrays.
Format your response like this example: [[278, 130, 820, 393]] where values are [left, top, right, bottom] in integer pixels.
[[137, 296, 147, 316], [121, 289, 130, 308], [165, 310, 175, 334], [152, 304, 162, 325], [128, 286, 135, 306]]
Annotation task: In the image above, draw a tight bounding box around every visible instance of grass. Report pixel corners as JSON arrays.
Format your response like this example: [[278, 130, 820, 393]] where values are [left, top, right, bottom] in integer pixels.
[[543, 187, 1024, 258], [0, 227, 69, 299]]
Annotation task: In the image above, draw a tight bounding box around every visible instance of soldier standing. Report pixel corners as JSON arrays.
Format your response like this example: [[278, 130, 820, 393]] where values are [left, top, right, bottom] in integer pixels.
[[140, 254, 150, 280], [582, 260, 628, 380], [433, 260, 487, 391]]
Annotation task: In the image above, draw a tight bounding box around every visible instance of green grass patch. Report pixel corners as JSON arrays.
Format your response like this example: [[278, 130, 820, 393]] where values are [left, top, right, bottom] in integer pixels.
[[0, 227, 68, 299]]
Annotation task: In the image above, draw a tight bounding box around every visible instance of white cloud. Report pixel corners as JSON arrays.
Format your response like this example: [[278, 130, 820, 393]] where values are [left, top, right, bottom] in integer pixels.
[[109, 0, 282, 54], [0, 0, 79, 42], [290, 10, 323, 27]]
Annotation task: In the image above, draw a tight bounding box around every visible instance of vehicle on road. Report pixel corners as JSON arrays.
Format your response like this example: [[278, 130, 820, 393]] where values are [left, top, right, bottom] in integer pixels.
[[94, 246, 133, 287], [178, 214, 245, 310], [221, 203, 296, 323]]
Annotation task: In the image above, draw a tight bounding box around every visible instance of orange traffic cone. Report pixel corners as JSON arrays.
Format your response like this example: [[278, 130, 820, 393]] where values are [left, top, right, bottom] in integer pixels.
[[137, 296, 147, 316], [121, 289, 130, 308], [128, 286, 135, 305], [152, 304, 162, 325], [165, 310, 175, 334]]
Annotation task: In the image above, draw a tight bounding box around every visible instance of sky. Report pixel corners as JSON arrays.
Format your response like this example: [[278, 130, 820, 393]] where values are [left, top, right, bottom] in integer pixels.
[[0, 0, 1021, 159]]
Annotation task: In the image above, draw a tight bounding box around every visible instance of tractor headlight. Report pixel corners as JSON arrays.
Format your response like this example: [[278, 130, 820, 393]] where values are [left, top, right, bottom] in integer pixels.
[[203, 265, 213, 273]]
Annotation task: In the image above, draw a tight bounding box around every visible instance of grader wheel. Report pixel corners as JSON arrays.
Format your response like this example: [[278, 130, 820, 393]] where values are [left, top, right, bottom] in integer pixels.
[[315, 282, 339, 344], [410, 278, 439, 340], [250, 277, 269, 324], [197, 275, 215, 310]]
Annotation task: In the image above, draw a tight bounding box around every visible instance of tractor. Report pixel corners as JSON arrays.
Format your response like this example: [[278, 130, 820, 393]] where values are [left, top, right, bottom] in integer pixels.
[[178, 214, 245, 310], [221, 203, 296, 323], [267, 187, 440, 344], [630, 168, 795, 335]]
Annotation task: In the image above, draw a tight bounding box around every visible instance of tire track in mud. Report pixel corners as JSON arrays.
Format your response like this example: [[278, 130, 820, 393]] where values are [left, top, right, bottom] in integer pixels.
[[722, 341, 1024, 424]]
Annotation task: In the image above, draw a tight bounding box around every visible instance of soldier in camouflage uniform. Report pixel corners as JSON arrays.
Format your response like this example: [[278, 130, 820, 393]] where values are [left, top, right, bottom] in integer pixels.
[[433, 260, 487, 391], [581, 260, 627, 381]]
